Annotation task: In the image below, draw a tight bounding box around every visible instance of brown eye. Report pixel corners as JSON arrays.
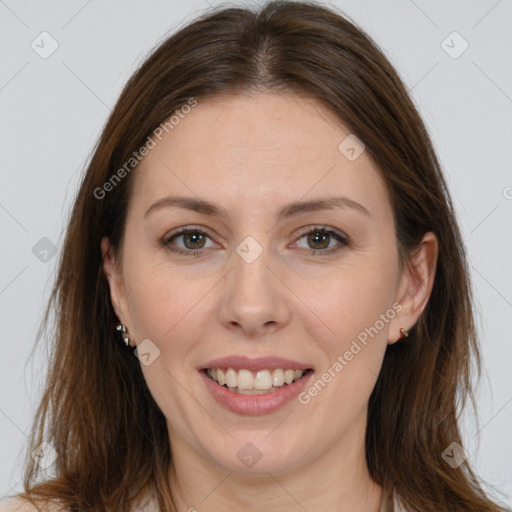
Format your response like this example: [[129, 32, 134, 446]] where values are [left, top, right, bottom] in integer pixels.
[[163, 228, 214, 256], [162, 225, 348, 258], [306, 230, 330, 250], [295, 226, 349, 254], [180, 230, 207, 249]]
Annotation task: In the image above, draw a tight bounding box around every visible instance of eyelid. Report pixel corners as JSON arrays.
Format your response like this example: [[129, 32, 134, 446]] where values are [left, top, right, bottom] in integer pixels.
[[162, 225, 216, 244], [293, 225, 348, 244], [163, 224, 347, 242], [290, 225, 349, 254], [162, 224, 349, 256]]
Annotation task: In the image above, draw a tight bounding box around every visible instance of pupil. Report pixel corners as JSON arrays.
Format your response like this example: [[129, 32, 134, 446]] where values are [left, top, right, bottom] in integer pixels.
[[185, 231, 205, 249], [182, 230, 330, 251], [309, 231, 329, 249]]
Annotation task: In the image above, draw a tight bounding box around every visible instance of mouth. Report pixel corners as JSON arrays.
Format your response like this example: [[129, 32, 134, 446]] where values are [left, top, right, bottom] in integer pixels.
[[199, 355, 315, 415], [202, 367, 314, 395], [199, 356, 315, 415]]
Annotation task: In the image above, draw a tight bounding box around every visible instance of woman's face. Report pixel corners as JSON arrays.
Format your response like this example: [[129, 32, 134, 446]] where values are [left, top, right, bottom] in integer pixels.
[[102, 92, 431, 476]]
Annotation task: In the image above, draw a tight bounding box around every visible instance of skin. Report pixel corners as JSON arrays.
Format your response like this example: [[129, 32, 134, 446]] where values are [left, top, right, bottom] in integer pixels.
[[102, 92, 438, 512]]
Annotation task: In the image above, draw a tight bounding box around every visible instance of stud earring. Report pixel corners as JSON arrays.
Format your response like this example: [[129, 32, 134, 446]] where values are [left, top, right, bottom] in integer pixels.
[[116, 323, 131, 347], [399, 328, 409, 340]]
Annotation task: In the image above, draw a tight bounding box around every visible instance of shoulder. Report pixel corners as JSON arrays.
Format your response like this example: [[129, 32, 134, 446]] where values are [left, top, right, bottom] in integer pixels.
[[0, 498, 66, 512], [0, 494, 158, 512], [0, 498, 37, 512]]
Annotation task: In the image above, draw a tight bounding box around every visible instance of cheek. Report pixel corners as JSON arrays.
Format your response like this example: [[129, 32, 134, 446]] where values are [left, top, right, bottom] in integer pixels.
[[296, 278, 395, 434], [122, 258, 211, 408], [123, 254, 212, 350], [317, 257, 398, 342], [307, 257, 398, 394]]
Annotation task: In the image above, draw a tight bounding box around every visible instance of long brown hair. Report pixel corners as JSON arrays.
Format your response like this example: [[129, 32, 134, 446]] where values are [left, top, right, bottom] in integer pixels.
[[11, 1, 507, 511]]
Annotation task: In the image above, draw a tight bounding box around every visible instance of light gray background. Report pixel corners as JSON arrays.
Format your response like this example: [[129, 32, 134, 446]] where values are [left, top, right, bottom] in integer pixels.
[[1, 0, 511, 507]]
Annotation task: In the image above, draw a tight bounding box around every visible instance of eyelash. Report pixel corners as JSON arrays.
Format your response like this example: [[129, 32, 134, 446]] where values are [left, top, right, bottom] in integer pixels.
[[161, 225, 349, 257]]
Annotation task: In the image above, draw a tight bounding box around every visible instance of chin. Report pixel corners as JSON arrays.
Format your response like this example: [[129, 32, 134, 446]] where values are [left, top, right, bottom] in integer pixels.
[[204, 433, 307, 476]]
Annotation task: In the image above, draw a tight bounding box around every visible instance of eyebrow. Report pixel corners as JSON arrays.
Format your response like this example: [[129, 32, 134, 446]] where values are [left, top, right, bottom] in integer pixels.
[[144, 194, 370, 220]]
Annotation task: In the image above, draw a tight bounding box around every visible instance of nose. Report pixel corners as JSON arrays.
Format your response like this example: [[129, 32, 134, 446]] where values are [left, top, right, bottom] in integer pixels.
[[217, 237, 292, 338]]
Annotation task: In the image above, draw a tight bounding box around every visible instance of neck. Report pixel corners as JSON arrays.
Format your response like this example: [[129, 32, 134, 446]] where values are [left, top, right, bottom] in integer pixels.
[[167, 420, 383, 511]]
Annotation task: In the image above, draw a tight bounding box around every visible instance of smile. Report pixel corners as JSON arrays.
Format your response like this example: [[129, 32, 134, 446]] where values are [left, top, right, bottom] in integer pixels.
[[206, 368, 311, 394], [199, 356, 315, 415]]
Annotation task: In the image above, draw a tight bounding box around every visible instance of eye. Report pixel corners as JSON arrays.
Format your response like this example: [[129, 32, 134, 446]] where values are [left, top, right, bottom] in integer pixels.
[[161, 225, 349, 257], [293, 225, 349, 255], [162, 227, 216, 256]]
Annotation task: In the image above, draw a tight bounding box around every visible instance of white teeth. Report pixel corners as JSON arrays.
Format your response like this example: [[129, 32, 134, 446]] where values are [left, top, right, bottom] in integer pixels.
[[225, 368, 237, 388], [254, 370, 273, 390], [238, 369, 254, 390], [230, 387, 280, 395], [207, 367, 308, 391], [272, 368, 285, 387], [284, 369, 295, 384]]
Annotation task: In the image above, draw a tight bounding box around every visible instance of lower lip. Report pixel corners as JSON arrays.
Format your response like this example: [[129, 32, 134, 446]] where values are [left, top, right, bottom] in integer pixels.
[[200, 370, 314, 416]]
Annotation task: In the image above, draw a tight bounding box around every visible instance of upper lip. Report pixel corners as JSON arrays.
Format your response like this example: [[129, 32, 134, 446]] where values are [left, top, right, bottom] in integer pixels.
[[201, 355, 314, 372]]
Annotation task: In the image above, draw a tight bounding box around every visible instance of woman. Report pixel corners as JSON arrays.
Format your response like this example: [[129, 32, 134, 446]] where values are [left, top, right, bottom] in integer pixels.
[[1, 1, 508, 511]]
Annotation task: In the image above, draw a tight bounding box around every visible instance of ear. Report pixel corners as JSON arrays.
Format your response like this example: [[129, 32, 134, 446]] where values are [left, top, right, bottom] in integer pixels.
[[388, 231, 438, 344], [101, 236, 131, 327]]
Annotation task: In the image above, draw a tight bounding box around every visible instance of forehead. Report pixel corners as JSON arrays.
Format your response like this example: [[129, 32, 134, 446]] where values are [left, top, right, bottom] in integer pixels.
[[130, 92, 388, 218]]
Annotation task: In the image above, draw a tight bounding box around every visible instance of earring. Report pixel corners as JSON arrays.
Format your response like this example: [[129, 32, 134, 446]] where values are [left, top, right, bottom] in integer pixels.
[[399, 328, 409, 340], [116, 323, 131, 347]]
